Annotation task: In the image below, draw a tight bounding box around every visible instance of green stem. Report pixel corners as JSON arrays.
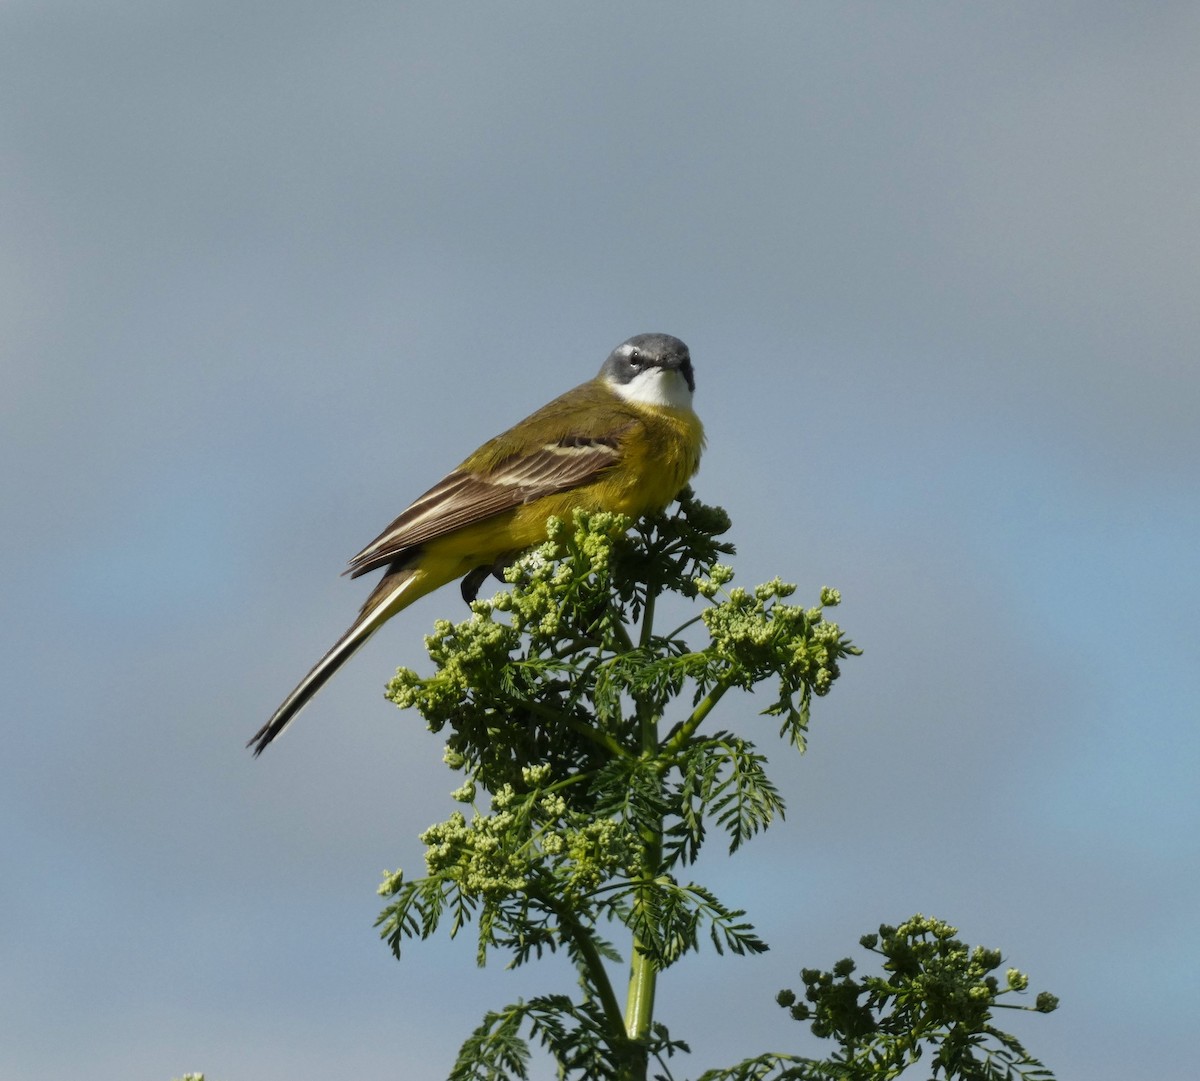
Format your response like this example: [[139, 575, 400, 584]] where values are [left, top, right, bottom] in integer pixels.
[[612, 611, 636, 654], [522, 699, 628, 758], [623, 929, 657, 1072], [663, 612, 704, 641], [638, 586, 658, 652], [621, 688, 665, 1081], [622, 877, 660, 1081], [544, 895, 626, 1038], [663, 680, 732, 756]]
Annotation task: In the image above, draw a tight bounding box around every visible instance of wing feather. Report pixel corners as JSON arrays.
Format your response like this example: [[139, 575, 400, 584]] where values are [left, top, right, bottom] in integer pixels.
[[345, 433, 624, 578]]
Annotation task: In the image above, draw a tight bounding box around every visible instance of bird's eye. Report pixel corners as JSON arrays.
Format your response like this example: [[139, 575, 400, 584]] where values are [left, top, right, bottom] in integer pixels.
[[628, 350, 643, 368]]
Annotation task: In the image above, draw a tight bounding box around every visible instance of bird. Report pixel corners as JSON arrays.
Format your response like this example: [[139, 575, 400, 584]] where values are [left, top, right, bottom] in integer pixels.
[[248, 333, 704, 755]]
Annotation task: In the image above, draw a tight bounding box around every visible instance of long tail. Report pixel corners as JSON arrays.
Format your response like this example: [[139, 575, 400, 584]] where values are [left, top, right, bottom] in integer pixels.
[[247, 567, 427, 756]]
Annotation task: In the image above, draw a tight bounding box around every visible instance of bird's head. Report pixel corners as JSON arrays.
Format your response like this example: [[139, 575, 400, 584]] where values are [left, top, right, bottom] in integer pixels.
[[600, 333, 695, 408]]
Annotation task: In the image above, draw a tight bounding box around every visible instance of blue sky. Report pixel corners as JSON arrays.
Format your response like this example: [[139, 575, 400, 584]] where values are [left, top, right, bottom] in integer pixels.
[[3, 4, 1197, 1079]]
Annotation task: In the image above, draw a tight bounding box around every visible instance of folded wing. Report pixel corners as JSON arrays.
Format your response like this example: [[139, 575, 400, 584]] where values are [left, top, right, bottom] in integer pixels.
[[345, 433, 625, 578]]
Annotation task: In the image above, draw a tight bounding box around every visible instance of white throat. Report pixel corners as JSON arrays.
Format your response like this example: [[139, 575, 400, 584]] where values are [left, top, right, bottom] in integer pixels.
[[608, 367, 694, 411]]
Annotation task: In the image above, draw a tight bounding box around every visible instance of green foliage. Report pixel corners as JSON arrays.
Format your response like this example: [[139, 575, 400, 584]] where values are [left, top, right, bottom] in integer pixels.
[[701, 915, 1059, 1081], [374, 491, 1054, 1080]]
